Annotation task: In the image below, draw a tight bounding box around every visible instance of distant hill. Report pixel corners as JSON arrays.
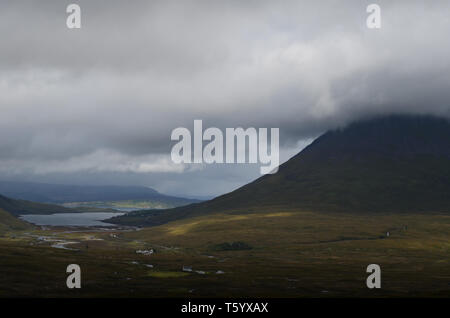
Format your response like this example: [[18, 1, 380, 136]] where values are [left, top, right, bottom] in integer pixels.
[[111, 114, 450, 226], [0, 194, 74, 216], [0, 182, 199, 207]]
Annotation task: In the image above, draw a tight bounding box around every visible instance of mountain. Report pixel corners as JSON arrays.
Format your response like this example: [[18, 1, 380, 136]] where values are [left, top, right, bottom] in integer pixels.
[[111, 114, 450, 226], [0, 182, 199, 207], [0, 194, 74, 216]]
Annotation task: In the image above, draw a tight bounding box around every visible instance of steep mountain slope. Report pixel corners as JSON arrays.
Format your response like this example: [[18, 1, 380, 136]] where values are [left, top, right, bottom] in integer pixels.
[[0, 182, 198, 207], [111, 115, 450, 226], [0, 194, 74, 216]]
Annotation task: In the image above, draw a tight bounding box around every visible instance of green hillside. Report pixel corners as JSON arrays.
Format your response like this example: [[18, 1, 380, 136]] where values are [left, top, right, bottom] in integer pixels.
[[111, 115, 450, 227], [0, 194, 75, 216], [0, 208, 32, 233]]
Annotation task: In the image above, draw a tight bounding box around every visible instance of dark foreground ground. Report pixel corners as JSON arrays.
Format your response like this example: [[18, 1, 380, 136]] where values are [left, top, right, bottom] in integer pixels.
[[0, 210, 449, 297]]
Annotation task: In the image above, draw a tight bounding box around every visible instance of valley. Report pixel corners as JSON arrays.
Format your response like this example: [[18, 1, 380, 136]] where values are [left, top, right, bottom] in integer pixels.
[[1, 209, 449, 297]]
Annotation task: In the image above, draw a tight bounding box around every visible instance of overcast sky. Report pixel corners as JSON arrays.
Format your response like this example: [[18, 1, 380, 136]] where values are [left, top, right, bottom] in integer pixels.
[[1, 0, 450, 198]]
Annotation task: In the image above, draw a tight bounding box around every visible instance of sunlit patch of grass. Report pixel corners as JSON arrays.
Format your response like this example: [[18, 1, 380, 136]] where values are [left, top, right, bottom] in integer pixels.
[[166, 212, 294, 236]]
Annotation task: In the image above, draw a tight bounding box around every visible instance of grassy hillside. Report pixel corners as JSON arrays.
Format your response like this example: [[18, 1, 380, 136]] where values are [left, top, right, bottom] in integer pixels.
[[0, 208, 33, 233], [0, 194, 76, 216], [111, 115, 450, 227]]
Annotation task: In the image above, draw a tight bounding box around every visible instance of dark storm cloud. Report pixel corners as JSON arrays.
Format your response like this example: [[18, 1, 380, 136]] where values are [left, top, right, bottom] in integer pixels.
[[1, 0, 450, 196]]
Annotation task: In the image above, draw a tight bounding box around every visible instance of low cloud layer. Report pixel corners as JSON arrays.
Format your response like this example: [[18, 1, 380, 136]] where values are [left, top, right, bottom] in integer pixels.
[[1, 0, 450, 196]]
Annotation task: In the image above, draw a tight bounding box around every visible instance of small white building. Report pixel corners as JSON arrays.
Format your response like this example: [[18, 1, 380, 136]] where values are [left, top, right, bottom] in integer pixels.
[[182, 266, 193, 272], [136, 249, 154, 256]]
